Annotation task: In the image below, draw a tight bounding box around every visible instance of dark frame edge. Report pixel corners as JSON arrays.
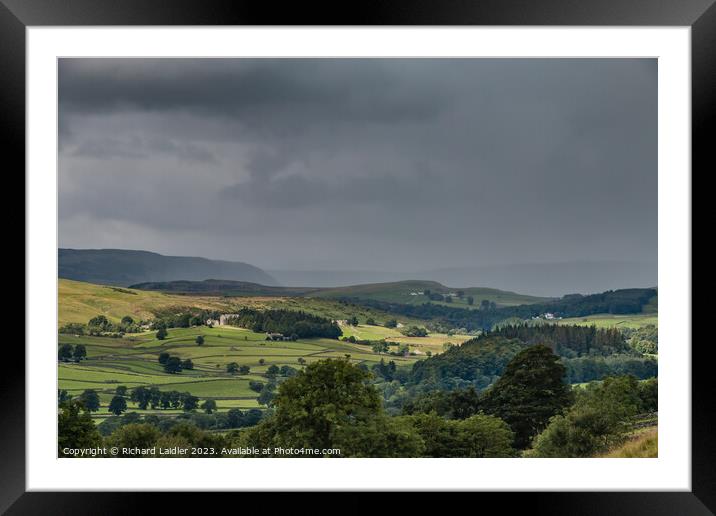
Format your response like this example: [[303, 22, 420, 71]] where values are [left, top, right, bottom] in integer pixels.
[[0, 1, 26, 514], [691, 0, 716, 512]]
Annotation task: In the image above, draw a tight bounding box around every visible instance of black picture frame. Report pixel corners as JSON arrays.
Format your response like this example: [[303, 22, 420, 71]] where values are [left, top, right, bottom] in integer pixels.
[[5, 0, 711, 512]]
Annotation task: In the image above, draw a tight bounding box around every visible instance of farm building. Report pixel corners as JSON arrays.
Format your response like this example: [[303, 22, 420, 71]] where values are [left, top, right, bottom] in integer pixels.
[[219, 314, 241, 325]]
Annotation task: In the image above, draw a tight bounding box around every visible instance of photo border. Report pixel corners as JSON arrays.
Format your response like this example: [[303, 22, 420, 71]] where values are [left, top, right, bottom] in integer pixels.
[[5, 0, 711, 511]]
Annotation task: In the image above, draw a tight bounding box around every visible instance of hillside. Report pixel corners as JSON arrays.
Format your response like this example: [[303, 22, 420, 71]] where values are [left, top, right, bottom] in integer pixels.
[[130, 279, 321, 297], [601, 427, 658, 458], [59, 248, 278, 287], [58, 279, 252, 327], [58, 279, 425, 329], [312, 280, 550, 308], [130, 278, 548, 309]]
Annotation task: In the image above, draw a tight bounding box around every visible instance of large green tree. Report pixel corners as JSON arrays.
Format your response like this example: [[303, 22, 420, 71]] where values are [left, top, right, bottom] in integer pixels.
[[163, 356, 183, 374], [79, 389, 101, 412], [72, 344, 87, 361], [481, 345, 573, 448], [241, 358, 423, 456], [201, 399, 218, 414], [108, 395, 128, 416], [58, 343, 73, 362]]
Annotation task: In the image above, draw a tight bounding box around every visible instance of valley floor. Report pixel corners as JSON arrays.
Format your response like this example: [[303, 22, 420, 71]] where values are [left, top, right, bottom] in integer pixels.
[[59, 324, 471, 419]]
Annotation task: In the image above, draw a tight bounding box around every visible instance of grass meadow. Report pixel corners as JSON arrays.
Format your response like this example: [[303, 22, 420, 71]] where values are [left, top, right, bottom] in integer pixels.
[[59, 322, 470, 420]]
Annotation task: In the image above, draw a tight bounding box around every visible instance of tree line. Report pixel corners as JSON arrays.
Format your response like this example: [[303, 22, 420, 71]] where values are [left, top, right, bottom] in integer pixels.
[[224, 308, 342, 339], [339, 288, 657, 331], [59, 315, 143, 337]]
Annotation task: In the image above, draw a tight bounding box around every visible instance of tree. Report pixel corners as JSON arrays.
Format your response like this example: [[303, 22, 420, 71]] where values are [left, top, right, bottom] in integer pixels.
[[456, 414, 515, 457], [227, 408, 245, 428], [107, 424, 161, 456], [131, 386, 150, 410], [266, 364, 280, 377], [249, 380, 264, 393], [195, 335, 205, 346], [72, 344, 87, 362], [115, 385, 128, 397], [400, 326, 428, 337], [348, 316, 359, 326], [226, 362, 240, 374], [121, 315, 134, 325], [530, 375, 645, 457], [257, 386, 275, 406], [58, 400, 102, 456], [164, 356, 183, 374], [156, 328, 168, 340], [108, 395, 128, 415], [58, 343, 73, 362], [481, 299, 491, 310], [258, 358, 266, 365], [279, 365, 298, 377], [365, 318, 376, 326], [481, 345, 573, 449], [58, 389, 70, 405], [182, 394, 199, 411], [88, 315, 110, 331], [372, 341, 389, 354], [467, 296, 474, 306], [201, 399, 217, 414], [457, 290, 465, 299], [182, 359, 194, 370], [385, 319, 398, 328], [405, 413, 515, 457], [239, 365, 251, 375], [297, 357, 306, 366], [158, 352, 170, 365], [245, 359, 383, 452], [79, 389, 101, 412]]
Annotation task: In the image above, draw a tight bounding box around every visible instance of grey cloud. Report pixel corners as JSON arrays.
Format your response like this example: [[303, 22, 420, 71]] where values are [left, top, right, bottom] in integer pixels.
[[59, 58, 657, 281], [72, 135, 217, 163]]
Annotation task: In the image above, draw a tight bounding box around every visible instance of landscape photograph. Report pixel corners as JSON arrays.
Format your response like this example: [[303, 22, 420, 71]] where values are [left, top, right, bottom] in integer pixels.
[[57, 58, 658, 459]]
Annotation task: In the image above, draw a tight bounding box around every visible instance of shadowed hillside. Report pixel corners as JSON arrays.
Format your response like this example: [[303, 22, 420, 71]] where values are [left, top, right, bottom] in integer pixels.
[[59, 248, 277, 287]]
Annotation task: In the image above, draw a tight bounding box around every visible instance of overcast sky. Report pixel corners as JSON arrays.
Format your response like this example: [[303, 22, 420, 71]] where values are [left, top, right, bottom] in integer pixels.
[[58, 58, 657, 272]]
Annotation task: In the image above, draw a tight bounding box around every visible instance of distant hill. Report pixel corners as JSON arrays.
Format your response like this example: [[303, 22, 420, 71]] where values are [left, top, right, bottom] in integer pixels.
[[416, 261, 657, 297], [270, 261, 658, 297], [131, 278, 548, 309], [58, 248, 278, 287], [312, 280, 551, 307]]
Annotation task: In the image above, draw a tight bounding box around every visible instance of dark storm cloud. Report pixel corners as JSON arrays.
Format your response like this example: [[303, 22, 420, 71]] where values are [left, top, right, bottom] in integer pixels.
[[59, 59, 446, 124], [58, 58, 657, 280]]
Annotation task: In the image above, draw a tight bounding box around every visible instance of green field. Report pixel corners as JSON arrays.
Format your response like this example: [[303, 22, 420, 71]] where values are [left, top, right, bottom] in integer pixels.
[[59, 278, 655, 423], [557, 313, 657, 329], [58, 323, 438, 418], [59, 279, 461, 419]]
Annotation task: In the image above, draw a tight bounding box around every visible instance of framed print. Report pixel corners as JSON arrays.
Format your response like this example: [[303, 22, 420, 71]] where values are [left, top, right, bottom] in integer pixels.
[[5, 0, 712, 511]]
